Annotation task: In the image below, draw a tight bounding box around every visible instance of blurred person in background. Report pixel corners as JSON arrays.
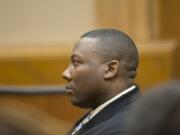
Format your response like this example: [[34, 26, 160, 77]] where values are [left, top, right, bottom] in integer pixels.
[[0, 100, 70, 135], [62, 29, 140, 135], [0, 121, 39, 135], [124, 81, 180, 135]]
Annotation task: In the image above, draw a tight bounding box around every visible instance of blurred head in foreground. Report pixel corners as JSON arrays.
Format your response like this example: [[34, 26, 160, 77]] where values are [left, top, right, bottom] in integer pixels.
[[124, 81, 180, 135]]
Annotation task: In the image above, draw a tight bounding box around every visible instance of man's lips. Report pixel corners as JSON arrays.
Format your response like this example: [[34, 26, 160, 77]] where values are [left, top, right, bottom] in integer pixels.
[[65, 85, 74, 95]]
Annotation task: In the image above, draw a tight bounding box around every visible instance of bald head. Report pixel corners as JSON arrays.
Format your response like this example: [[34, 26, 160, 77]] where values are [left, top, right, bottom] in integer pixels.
[[80, 29, 139, 79]]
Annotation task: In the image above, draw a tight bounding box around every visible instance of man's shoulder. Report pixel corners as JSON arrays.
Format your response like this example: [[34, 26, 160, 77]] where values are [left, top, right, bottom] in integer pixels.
[[82, 112, 127, 135]]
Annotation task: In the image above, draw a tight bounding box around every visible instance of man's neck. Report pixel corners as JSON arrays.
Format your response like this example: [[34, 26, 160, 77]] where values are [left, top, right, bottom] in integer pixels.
[[91, 83, 135, 109], [90, 85, 136, 119]]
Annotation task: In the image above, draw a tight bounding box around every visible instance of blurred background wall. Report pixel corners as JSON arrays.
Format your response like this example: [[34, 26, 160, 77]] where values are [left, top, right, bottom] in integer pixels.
[[0, 0, 179, 134], [0, 0, 96, 42]]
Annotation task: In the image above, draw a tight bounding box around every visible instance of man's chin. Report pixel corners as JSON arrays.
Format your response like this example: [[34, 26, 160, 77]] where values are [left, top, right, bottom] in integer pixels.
[[70, 97, 91, 109]]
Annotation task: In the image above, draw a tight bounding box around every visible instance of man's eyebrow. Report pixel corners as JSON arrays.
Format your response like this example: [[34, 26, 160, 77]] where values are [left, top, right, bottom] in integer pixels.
[[71, 54, 81, 60]]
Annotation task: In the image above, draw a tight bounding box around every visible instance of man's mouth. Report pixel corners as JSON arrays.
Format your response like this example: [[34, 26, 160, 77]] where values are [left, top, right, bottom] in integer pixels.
[[66, 85, 74, 95]]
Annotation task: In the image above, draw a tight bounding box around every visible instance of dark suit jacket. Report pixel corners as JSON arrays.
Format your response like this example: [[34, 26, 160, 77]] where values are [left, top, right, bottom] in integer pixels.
[[69, 86, 140, 135]]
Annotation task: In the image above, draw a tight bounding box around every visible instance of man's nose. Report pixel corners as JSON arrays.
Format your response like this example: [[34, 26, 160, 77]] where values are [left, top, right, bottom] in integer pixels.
[[62, 67, 72, 81]]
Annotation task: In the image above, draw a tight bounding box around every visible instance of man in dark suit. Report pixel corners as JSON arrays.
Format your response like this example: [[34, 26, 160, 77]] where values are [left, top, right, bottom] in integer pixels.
[[62, 29, 140, 135]]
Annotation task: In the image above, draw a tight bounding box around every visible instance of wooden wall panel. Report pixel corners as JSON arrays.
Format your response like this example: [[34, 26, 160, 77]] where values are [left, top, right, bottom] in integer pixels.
[[0, 43, 73, 85], [0, 94, 87, 122], [95, 0, 160, 41], [136, 40, 179, 90], [160, 0, 180, 39]]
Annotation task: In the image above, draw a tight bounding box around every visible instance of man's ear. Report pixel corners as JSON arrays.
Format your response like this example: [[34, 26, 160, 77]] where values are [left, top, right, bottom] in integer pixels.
[[104, 60, 120, 79]]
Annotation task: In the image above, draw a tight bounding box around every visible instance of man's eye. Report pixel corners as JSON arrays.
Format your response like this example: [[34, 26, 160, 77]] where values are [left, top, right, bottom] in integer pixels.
[[73, 60, 81, 66]]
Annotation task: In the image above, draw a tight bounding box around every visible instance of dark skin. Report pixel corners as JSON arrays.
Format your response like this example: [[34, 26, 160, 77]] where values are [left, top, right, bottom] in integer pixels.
[[62, 37, 134, 109]]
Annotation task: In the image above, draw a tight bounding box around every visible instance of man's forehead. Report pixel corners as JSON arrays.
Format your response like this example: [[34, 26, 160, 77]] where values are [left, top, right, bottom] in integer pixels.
[[80, 37, 98, 43], [74, 37, 99, 50], [71, 37, 101, 59], [75, 37, 98, 47]]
